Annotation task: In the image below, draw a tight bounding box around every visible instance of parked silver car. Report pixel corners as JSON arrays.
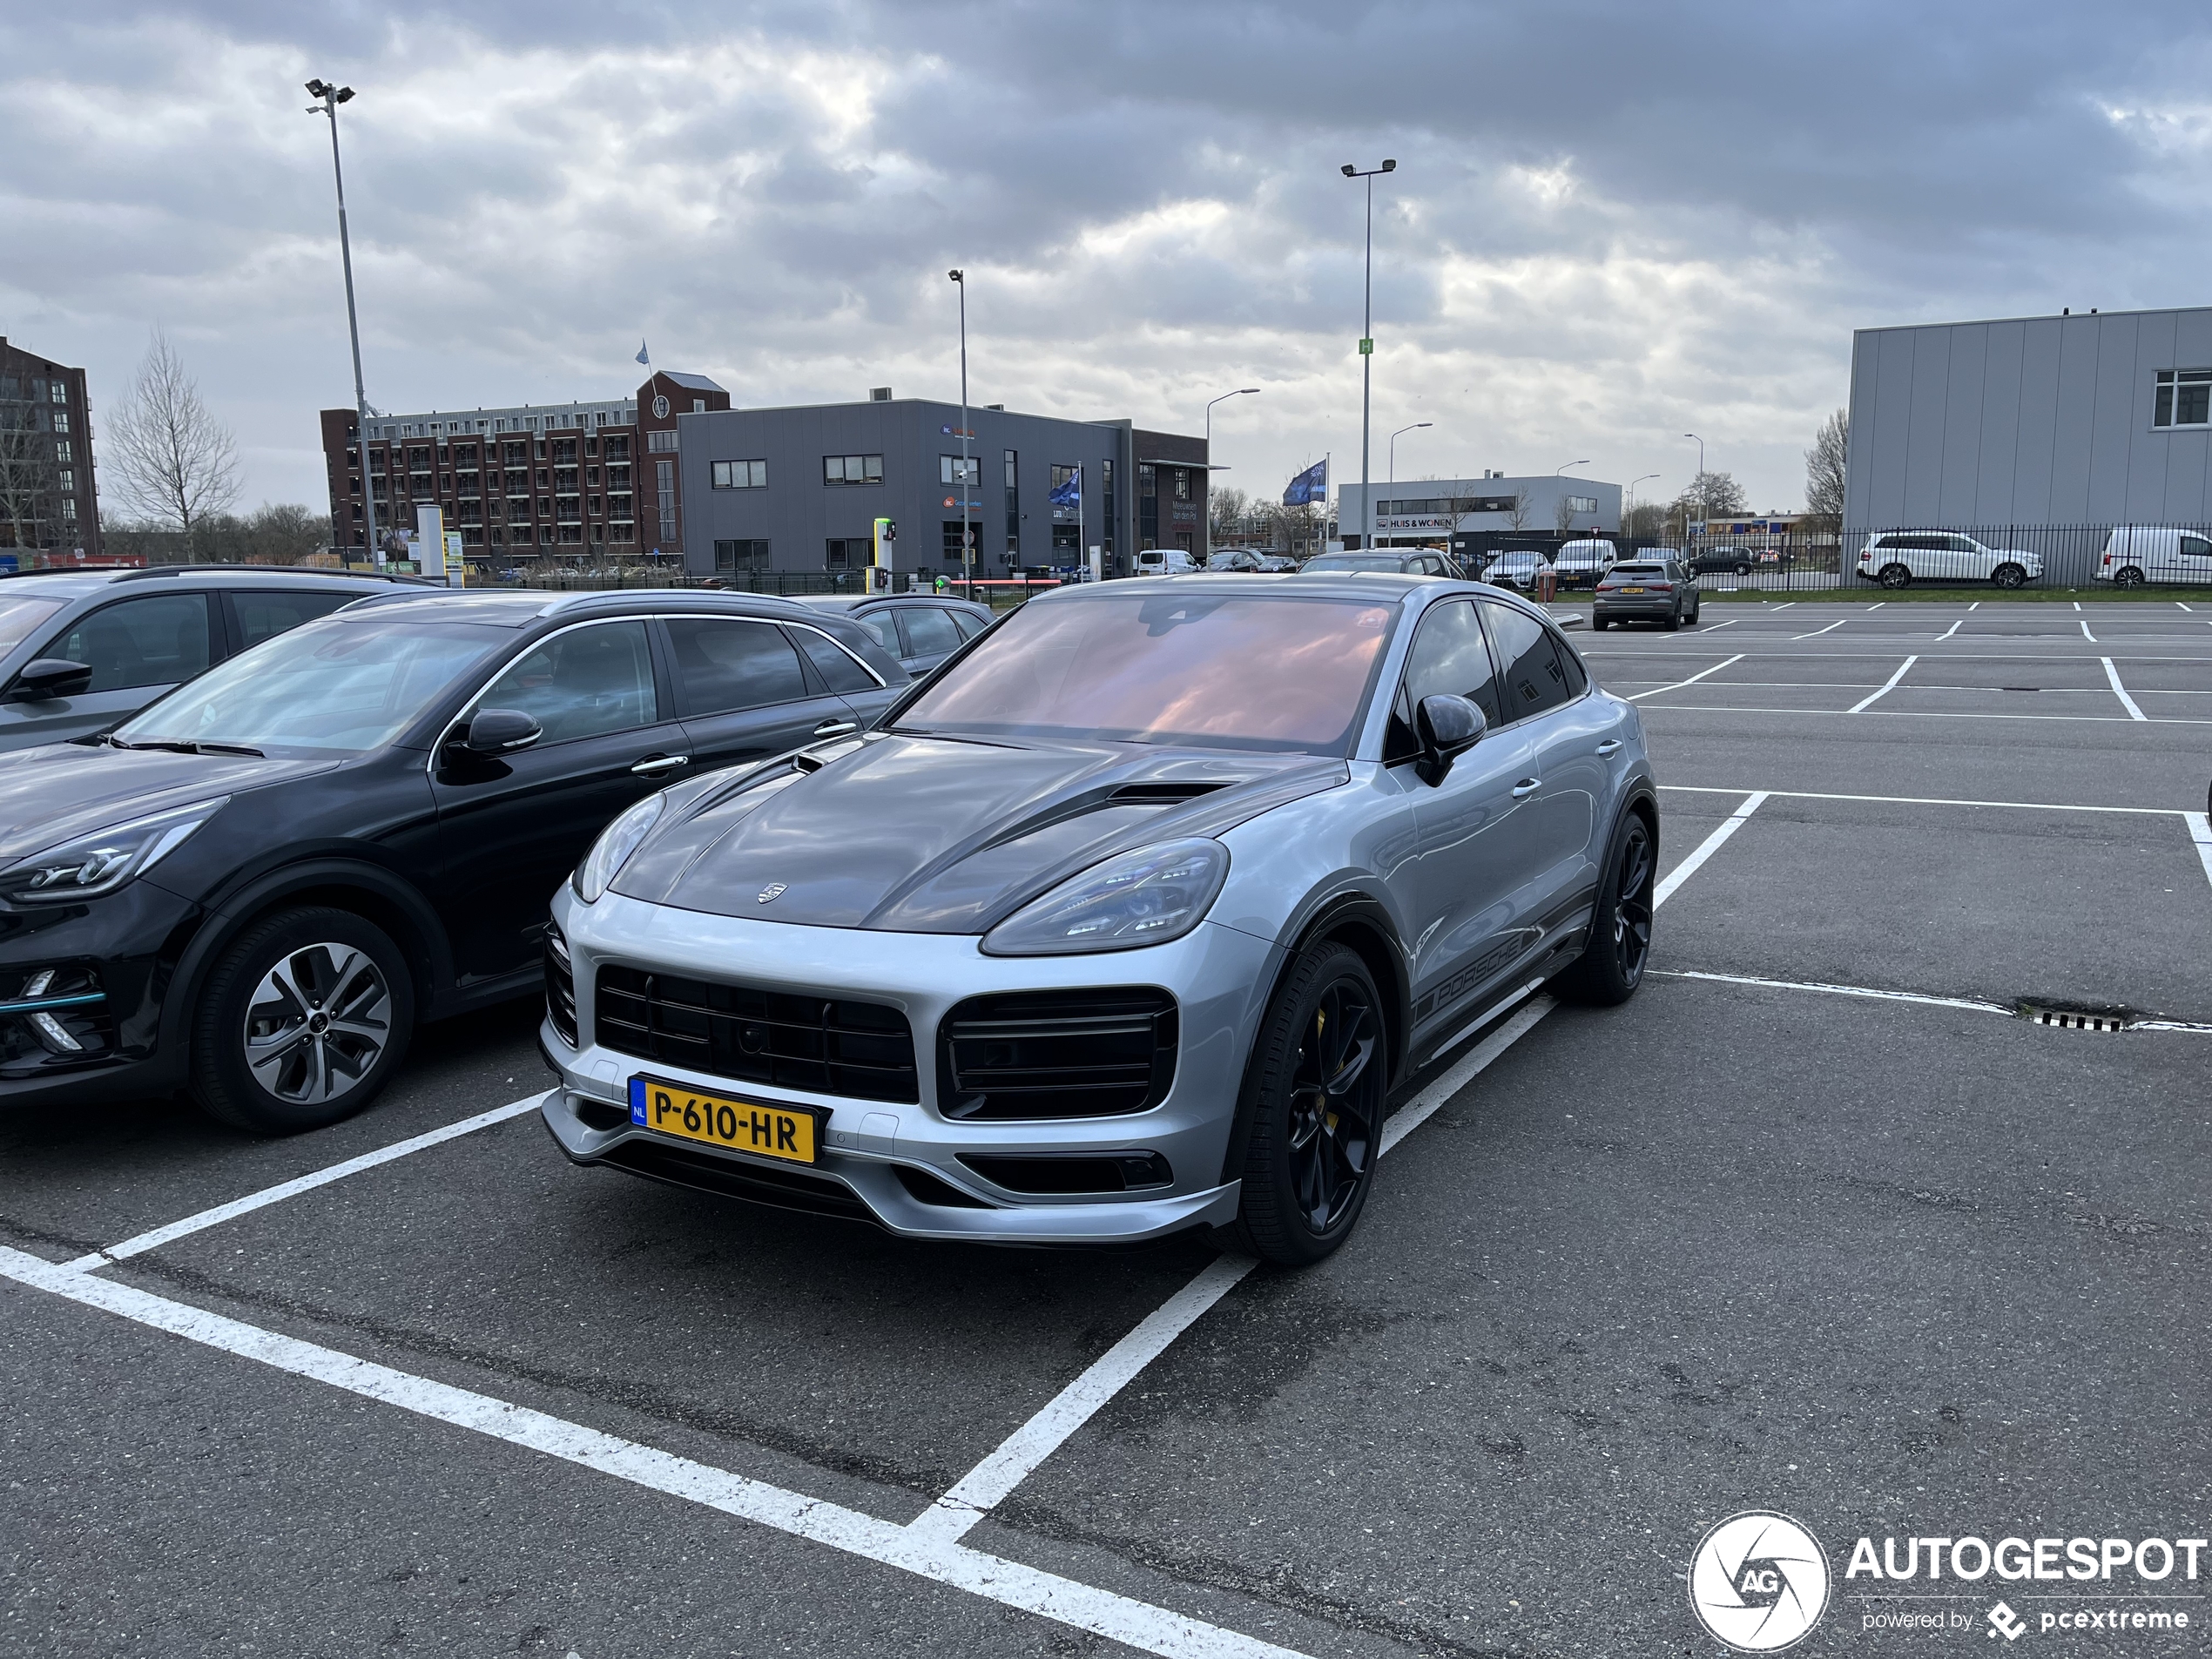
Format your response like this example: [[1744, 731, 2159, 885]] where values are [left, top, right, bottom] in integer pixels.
[[540, 577, 1658, 1264], [790, 593, 993, 675]]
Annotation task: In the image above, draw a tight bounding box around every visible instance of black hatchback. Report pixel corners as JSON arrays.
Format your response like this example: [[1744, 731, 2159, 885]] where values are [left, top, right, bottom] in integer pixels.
[[0, 589, 906, 1131]]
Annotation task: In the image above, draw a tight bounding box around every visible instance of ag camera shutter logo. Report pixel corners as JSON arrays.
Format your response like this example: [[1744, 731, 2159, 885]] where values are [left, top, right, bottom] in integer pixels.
[[1689, 1511, 1831, 1651]]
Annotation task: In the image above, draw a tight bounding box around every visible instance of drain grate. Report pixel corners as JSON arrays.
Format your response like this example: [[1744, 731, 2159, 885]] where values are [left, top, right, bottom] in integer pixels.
[[2015, 997, 2138, 1032]]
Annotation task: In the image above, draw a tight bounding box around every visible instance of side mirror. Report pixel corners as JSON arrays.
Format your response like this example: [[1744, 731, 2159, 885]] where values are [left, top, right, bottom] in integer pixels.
[[1415, 692, 1486, 786], [460, 707, 542, 754], [7, 658, 94, 702]]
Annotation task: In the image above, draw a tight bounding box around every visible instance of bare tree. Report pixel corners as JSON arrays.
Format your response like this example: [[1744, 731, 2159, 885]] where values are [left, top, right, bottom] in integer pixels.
[[1622, 501, 1671, 540], [105, 329, 240, 555], [1804, 408, 1847, 529], [1554, 490, 1580, 536], [1209, 484, 1249, 543], [1504, 486, 1533, 530], [0, 404, 55, 551], [1677, 469, 1748, 523]]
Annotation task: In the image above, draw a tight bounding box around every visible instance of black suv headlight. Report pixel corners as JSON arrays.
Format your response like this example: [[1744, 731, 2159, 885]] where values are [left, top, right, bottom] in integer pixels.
[[0, 798, 228, 906]]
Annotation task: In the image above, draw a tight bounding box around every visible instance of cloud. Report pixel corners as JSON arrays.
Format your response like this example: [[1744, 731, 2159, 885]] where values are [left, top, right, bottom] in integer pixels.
[[3, 0, 2209, 519]]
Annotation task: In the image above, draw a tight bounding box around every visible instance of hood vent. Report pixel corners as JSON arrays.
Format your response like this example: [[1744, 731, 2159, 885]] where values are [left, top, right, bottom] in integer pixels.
[[1106, 781, 1232, 804]]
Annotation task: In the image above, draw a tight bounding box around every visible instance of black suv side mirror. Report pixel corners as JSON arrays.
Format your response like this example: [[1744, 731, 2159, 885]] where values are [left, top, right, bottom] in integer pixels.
[[7, 658, 94, 702], [460, 707, 543, 754], [1415, 692, 1486, 786]]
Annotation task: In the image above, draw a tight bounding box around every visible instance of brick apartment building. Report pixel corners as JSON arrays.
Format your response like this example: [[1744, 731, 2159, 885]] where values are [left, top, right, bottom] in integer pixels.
[[319, 368, 729, 560], [0, 336, 101, 560]]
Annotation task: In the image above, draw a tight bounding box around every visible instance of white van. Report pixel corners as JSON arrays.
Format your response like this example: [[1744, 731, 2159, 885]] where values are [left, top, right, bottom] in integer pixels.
[[1134, 548, 1199, 575], [2095, 527, 2212, 588], [1551, 539, 1618, 589]]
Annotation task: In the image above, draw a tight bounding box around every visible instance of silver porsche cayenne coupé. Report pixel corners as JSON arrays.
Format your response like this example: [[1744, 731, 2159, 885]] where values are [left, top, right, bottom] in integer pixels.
[[539, 575, 1657, 1264]]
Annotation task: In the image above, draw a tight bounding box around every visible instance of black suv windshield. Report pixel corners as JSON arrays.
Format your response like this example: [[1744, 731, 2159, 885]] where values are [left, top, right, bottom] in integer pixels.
[[117, 617, 506, 754], [894, 592, 1396, 754]]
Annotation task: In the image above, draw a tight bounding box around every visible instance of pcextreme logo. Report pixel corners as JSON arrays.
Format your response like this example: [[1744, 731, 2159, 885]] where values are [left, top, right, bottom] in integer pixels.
[[1689, 1511, 1833, 1652]]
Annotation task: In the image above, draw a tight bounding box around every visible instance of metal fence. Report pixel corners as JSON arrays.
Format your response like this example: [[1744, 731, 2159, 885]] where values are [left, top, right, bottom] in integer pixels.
[[1670, 523, 2212, 592]]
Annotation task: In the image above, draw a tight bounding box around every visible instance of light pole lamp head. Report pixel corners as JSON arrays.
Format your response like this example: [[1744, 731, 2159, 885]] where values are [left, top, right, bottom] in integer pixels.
[[948, 268, 963, 283], [1340, 164, 1357, 177], [335, 86, 354, 103], [307, 78, 329, 97], [1381, 158, 1397, 172], [1240, 388, 1260, 395]]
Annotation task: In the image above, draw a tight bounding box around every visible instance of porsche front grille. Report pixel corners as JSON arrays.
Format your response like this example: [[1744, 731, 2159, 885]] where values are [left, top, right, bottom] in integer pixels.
[[937, 988, 1177, 1120], [594, 966, 919, 1104]]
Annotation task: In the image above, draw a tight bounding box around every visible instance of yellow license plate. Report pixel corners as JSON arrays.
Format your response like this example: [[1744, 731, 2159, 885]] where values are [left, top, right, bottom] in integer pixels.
[[628, 1076, 824, 1164], [1617, 585, 1648, 593]]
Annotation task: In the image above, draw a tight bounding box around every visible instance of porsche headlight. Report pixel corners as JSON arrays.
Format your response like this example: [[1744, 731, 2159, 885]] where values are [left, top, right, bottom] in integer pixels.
[[981, 839, 1229, 955], [0, 798, 228, 906], [572, 792, 664, 904]]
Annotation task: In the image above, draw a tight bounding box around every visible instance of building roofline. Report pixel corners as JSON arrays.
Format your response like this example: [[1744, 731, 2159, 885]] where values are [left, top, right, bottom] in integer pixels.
[[1852, 301, 2212, 337]]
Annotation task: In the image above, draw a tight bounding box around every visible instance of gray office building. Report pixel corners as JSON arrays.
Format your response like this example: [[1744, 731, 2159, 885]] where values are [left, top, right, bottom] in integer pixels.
[[1336, 473, 1620, 550], [1844, 303, 2212, 531], [677, 394, 1208, 579]]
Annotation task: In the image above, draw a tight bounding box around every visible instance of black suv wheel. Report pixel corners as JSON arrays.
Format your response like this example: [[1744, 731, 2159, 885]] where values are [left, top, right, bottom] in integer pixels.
[[191, 906, 415, 1133]]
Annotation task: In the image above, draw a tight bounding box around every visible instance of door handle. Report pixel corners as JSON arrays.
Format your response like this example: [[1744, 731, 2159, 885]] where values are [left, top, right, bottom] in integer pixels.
[[631, 753, 690, 777], [1595, 739, 1622, 756], [813, 719, 860, 738], [1511, 778, 1541, 798]]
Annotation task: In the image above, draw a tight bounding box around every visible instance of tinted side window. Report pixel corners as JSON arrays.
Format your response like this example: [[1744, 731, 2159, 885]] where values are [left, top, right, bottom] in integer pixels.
[[856, 612, 899, 651], [2179, 535, 2212, 559], [900, 606, 963, 657], [233, 589, 357, 651], [790, 625, 879, 694], [1480, 604, 1574, 721], [665, 617, 808, 716], [55, 593, 212, 692], [949, 609, 988, 641], [477, 619, 659, 743], [1385, 600, 1499, 762]]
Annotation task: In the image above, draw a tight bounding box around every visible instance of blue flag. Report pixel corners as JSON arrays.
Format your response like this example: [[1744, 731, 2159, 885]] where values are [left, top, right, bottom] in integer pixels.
[[1049, 468, 1082, 510], [1284, 458, 1327, 506], [635, 341, 650, 367]]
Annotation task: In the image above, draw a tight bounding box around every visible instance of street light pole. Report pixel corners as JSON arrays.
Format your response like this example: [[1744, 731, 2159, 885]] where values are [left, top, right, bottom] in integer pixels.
[[1341, 158, 1396, 550], [1203, 387, 1259, 563], [949, 270, 970, 596], [307, 79, 374, 566], [1683, 434, 1705, 548], [1628, 472, 1661, 536], [1387, 421, 1431, 488]]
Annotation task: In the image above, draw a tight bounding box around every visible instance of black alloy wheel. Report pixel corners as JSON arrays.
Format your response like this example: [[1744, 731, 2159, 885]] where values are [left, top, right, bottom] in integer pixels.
[[1224, 942, 1387, 1265], [2114, 567, 2146, 589], [1993, 563, 2027, 590], [1556, 811, 1655, 1006], [1879, 563, 1912, 589]]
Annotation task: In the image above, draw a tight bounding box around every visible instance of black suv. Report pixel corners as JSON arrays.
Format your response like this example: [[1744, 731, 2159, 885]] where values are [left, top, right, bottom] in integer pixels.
[[0, 565, 421, 752], [0, 589, 906, 1131]]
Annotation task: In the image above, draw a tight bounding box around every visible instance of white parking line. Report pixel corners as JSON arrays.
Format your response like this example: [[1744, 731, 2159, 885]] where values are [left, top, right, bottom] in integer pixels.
[[2074, 601, 2083, 611], [0, 1245, 1308, 1659], [1793, 620, 1845, 639], [1653, 968, 2012, 1016], [1937, 620, 1961, 640], [1622, 652, 1745, 701], [1658, 783, 2188, 818], [2101, 658, 2148, 721], [1865, 602, 1884, 610], [2189, 813, 2212, 893], [1847, 655, 1919, 713], [1636, 703, 2212, 728], [2080, 619, 2097, 642], [1969, 601, 1980, 610], [59, 1093, 549, 1273], [2181, 603, 2195, 612], [1691, 617, 1739, 632], [1653, 791, 1769, 907]]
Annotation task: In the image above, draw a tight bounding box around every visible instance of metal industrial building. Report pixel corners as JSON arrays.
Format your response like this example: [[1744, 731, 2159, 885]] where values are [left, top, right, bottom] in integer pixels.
[[1844, 303, 2212, 533], [677, 395, 1207, 580], [1334, 473, 1620, 552]]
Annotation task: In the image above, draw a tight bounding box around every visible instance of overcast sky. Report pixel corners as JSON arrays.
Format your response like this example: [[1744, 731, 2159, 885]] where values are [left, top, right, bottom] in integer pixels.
[[5, 2, 2209, 520]]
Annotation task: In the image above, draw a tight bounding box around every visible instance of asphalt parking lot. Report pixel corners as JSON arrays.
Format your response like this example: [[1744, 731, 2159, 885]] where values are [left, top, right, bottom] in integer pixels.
[[4, 598, 2209, 1658]]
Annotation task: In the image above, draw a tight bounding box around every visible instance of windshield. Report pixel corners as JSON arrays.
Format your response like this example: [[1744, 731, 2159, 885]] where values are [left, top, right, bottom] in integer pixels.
[[0, 595, 65, 658], [895, 592, 1396, 755], [117, 617, 506, 754], [1303, 554, 1400, 571]]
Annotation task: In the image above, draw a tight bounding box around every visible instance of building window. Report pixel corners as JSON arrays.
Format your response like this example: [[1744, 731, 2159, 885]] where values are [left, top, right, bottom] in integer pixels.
[[1139, 463, 1158, 550], [940, 455, 979, 485], [716, 539, 772, 572], [1101, 458, 1115, 553], [609, 494, 633, 520], [610, 523, 634, 543], [55, 441, 72, 464], [712, 459, 768, 489], [551, 438, 577, 462], [1566, 495, 1597, 514], [49, 382, 66, 403], [1004, 449, 1020, 555], [604, 435, 631, 462], [1172, 468, 1190, 501], [647, 429, 679, 453], [823, 454, 884, 485], [2155, 369, 2212, 428], [657, 458, 677, 543], [943, 520, 978, 562]]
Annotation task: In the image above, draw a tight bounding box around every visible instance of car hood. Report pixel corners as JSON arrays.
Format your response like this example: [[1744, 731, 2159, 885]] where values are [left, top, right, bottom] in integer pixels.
[[611, 732, 1348, 934], [0, 742, 341, 863]]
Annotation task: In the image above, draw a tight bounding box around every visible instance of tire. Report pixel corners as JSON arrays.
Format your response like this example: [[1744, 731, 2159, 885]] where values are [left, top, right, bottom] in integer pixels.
[[1992, 563, 2027, 590], [1220, 942, 1387, 1267], [1663, 607, 1682, 631], [2114, 567, 2146, 590], [1734, 562, 1752, 577], [1689, 599, 1702, 624], [1878, 563, 1912, 590], [1553, 810, 1656, 1008], [190, 906, 415, 1133], [1591, 616, 1608, 631]]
